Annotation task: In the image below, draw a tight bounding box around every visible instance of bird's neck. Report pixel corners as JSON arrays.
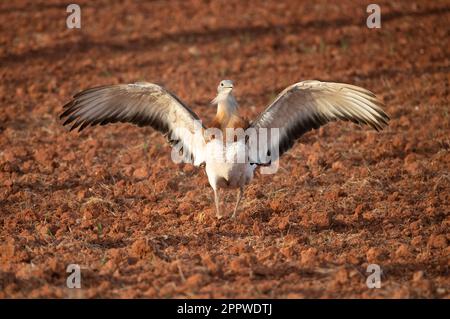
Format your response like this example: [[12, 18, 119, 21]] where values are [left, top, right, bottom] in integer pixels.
[[213, 92, 239, 127]]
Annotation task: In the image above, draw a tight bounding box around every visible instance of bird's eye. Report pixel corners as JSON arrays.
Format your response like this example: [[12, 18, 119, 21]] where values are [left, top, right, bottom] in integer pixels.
[[220, 83, 224, 86]]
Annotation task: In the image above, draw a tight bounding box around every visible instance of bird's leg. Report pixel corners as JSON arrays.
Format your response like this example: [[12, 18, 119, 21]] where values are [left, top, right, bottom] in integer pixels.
[[213, 188, 222, 219], [231, 186, 244, 219]]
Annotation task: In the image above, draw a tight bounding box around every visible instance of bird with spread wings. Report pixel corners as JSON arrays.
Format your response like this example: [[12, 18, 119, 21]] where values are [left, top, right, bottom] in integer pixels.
[[60, 79, 389, 219]]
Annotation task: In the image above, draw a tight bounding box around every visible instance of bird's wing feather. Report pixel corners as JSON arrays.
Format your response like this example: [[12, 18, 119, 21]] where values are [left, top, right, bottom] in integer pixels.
[[249, 80, 389, 162], [60, 82, 206, 165]]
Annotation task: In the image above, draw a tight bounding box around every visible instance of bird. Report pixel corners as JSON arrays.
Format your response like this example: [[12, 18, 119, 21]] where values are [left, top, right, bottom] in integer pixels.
[[60, 79, 389, 219]]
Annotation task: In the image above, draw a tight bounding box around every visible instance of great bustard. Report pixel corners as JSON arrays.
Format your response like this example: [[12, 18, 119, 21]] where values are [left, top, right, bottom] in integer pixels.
[[60, 79, 389, 219]]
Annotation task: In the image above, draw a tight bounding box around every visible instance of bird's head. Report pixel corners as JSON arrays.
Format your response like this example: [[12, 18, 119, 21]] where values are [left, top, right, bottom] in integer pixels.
[[212, 79, 237, 109], [217, 80, 234, 93]]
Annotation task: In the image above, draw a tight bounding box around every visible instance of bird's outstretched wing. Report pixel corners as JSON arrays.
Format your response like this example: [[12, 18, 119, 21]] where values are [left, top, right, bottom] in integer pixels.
[[249, 80, 389, 162], [60, 82, 206, 165]]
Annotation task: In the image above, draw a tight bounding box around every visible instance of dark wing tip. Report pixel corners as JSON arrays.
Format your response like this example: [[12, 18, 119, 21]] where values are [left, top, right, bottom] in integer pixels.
[[60, 103, 75, 120]]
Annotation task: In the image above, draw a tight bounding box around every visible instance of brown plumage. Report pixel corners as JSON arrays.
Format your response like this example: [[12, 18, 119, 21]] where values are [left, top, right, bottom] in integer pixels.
[[207, 87, 249, 143]]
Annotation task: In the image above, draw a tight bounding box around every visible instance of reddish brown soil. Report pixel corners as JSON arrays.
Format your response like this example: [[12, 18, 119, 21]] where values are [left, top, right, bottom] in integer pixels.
[[0, 0, 449, 298]]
